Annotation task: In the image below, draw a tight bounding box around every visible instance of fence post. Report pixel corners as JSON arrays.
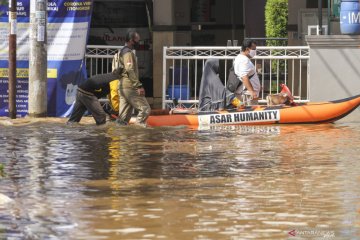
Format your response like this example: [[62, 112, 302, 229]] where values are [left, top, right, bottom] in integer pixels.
[[162, 46, 167, 109]]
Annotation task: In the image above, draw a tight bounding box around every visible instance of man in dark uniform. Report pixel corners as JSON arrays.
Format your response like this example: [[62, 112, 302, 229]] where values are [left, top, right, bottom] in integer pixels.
[[67, 73, 119, 125], [117, 31, 151, 127]]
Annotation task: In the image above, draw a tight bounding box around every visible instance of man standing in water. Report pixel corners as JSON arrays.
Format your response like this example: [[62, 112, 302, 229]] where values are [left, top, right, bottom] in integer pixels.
[[117, 31, 151, 127]]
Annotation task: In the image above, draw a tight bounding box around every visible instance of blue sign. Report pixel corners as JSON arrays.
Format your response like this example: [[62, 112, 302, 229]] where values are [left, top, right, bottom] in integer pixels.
[[0, 0, 93, 117]]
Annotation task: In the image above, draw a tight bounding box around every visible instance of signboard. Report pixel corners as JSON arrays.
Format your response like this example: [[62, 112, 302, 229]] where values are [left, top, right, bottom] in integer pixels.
[[198, 110, 281, 127], [0, 0, 93, 117]]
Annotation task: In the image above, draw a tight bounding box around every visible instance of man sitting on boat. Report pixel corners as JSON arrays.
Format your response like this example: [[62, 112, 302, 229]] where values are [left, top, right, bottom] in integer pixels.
[[233, 39, 261, 105], [199, 40, 261, 111]]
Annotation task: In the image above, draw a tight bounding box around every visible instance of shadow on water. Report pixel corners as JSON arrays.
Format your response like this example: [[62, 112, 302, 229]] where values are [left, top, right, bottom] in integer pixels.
[[0, 122, 359, 239]]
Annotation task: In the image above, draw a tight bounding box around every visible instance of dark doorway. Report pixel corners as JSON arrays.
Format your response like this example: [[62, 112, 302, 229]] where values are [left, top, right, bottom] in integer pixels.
[[306, 0, 328, 8]]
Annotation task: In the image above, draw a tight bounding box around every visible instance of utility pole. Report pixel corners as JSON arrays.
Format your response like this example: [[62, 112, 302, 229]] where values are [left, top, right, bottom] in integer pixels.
[[8, 0, 17, 119], [28, 0, 47, 117]]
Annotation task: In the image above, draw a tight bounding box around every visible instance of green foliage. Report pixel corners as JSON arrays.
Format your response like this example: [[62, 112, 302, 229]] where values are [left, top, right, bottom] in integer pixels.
[[265, 0, 288, 75], [0, 164, 5, 178], [265, 0, 288, 46]]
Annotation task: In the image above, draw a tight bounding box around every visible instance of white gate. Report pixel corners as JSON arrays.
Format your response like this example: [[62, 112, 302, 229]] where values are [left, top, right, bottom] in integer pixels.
[[162, 46, 310, 109], [84, 45, 310, 109], [85, 45, 121, 77]]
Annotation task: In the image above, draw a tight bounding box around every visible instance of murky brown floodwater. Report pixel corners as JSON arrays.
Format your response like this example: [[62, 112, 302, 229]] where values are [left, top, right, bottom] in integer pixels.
[[0, 121, 359, 239]]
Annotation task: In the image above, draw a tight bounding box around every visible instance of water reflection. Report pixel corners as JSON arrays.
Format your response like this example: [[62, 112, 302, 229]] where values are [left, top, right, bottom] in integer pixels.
[[0, 123, 359, 239]]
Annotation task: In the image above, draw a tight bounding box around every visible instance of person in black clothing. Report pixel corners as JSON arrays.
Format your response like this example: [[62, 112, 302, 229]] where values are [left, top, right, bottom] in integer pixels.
[[67, 73, 119, 125], [199, 58, 234, 111]]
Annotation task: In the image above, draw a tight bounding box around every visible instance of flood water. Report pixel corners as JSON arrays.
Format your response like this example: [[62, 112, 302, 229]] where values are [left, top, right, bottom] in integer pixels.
[[0, 121, 359, 239]]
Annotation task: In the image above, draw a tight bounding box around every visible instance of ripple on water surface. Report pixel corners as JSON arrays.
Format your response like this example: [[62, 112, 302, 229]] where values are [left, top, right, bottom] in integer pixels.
[[0, 122, 359, 239]]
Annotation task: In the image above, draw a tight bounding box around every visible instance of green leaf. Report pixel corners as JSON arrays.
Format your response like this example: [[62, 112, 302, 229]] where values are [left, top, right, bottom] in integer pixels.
[[0, 164, 5, 178], [265, 0, 288, 46]]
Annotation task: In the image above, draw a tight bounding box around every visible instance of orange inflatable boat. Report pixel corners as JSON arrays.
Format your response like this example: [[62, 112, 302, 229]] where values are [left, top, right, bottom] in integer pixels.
[[147, 95, 360, 127]]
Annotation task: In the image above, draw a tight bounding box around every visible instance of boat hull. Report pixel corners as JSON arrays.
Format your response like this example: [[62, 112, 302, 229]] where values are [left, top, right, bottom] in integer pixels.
[[146, 95, 360, 127]]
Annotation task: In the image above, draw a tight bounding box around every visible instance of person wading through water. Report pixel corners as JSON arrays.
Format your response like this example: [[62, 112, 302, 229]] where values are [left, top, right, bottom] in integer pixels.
[[117, 30, 151, 127], [67, 72, 119, 125]]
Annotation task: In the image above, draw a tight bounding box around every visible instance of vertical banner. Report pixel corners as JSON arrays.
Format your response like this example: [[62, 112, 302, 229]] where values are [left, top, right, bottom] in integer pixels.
[[0, 0, 93, 117]]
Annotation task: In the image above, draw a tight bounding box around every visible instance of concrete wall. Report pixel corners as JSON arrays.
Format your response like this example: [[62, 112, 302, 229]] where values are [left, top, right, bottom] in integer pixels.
[[152, 0, 175, 107], [306, 35, 360, 121], [288, 0, 341, 46], [288, 0, 306, 25], [244, 0, 266, 37], [174, 0, 191, 46], [154, 0, 174, 25], [288, 0, 306, 45], [191, 0, 245, 46], [152, 0, 247, 107], [150, 0, 266, 107], [174, 0, 191, 26], [152, 32, 175, 107]]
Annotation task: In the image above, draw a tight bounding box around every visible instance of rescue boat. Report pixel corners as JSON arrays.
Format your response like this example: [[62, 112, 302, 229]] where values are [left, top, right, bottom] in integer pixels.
[[146, 95, 360, 127]]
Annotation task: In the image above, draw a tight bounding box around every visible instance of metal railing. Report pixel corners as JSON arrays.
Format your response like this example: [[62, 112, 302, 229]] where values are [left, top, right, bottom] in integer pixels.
[[162, 46, 310, 109], [84, 45, 310, 109], [85, 45, 122, 77]]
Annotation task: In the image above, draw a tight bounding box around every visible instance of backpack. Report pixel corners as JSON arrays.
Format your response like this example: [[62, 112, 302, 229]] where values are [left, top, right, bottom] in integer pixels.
[[226, 65, 241, 93], [226, 63, 255, 93], [111, 46, 132, 75]]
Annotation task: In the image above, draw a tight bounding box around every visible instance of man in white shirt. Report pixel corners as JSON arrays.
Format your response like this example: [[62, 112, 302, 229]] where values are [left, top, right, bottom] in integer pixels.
[[233, 40, 260, 103]]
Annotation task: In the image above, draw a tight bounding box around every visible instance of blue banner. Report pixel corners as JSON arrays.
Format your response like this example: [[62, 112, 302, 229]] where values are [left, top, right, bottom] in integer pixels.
[[0, 0, 93, 117]]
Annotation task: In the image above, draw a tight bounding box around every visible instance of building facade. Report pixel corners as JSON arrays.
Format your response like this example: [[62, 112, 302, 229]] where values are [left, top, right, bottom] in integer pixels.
[[89, 0, 338, 108]]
